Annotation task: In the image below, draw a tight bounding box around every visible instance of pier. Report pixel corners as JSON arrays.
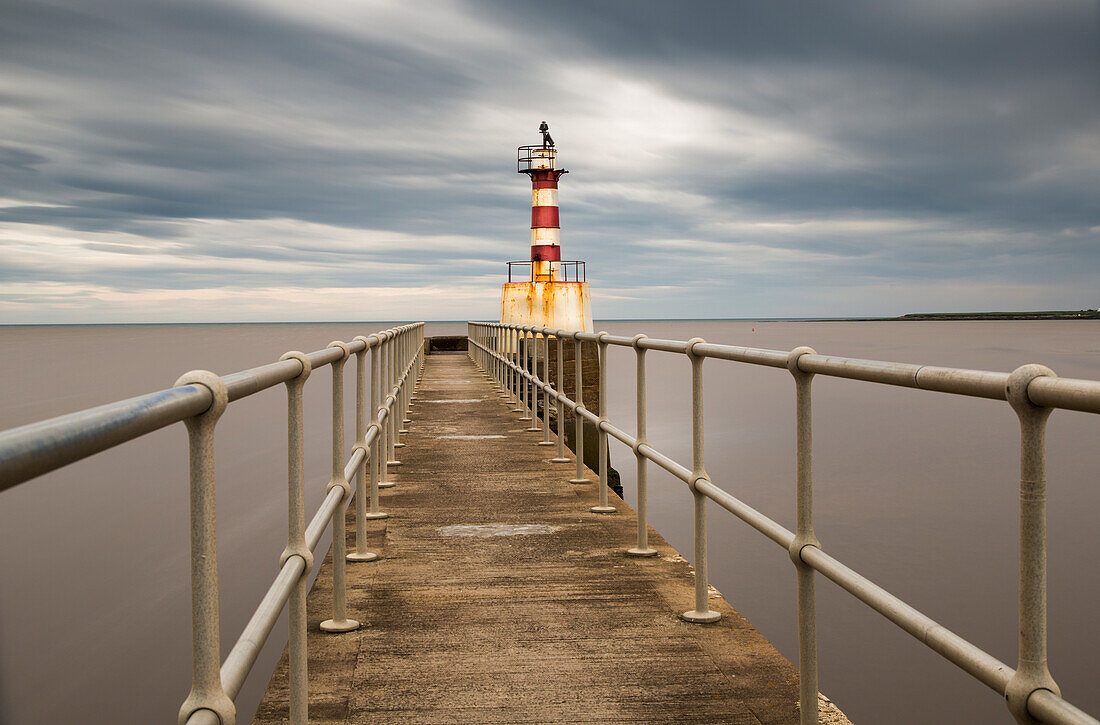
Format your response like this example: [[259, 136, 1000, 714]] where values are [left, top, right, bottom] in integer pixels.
[[1, 322, 1099, 724]]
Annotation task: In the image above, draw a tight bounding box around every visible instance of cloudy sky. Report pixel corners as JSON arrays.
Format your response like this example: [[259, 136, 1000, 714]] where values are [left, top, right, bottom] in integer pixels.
[[1, 0, 1097, 322]]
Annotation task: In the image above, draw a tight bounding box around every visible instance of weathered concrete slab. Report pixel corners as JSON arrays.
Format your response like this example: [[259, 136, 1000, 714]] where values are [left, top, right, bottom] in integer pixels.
[[253, 353, 849, 724]]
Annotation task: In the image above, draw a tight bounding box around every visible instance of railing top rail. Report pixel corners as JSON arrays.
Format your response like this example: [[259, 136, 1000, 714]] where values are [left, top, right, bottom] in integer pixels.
[[0, 323, 425, 492], [471, 321, 1100, 414]]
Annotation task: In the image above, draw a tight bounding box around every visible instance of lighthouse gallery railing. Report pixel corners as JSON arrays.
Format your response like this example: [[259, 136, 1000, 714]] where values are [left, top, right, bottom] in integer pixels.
[[467, 321, 1100, 725], [0, 323, 425, 725]]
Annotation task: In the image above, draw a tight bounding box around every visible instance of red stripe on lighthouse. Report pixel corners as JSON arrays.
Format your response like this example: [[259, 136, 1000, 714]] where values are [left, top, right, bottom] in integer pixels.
[[531, 206, 559, 228], [530, 169, 565, 189], [530, 244, 561, 262]]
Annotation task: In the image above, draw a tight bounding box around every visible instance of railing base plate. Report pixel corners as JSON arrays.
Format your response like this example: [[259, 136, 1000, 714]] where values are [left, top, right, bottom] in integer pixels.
[[320, 618, 361, 633], [681, 610, 722, 624]]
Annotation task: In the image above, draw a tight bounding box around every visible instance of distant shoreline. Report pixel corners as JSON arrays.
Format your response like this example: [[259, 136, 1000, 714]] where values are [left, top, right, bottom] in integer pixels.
[[890, 310, 1100, 321]]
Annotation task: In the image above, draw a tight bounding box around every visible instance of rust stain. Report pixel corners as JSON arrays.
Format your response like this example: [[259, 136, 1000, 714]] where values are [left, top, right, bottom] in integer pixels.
[[500, 282, 592, 333]]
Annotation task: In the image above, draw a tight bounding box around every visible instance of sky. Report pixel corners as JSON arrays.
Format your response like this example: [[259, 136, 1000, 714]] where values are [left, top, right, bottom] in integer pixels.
[[1, 0, 1097, 323]]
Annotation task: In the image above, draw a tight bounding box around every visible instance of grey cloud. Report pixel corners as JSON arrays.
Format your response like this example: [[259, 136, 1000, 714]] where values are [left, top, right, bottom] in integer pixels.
[[0, 0, 1096, 321]]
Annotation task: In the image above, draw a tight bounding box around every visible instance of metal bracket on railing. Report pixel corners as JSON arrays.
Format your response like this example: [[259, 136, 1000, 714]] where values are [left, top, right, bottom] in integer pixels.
[[175, 370, 236, 725]]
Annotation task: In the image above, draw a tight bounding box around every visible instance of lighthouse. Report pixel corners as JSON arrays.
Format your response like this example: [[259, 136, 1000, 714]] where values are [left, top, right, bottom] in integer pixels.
[[500, 122, 593, 333]]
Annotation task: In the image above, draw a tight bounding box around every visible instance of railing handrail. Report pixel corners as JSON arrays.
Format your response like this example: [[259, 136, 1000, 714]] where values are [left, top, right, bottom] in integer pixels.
[[0, 331, 421, 492], [466, 321, 1099, 725], [519, 327, 1100, 412], [506, 259, 586, 283]]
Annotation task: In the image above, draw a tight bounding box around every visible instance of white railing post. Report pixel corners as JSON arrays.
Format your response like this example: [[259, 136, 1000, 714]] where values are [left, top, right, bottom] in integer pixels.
[[569, 332, 589, 484], [527, 329, 539, 430], [788, 347, 820, 723], [399, 329, 411, 436], [682, 338, 720, 623], [277, 351, 315, 723], [386, 329, 400, 466], [496, 325, 507, 398], [519, 330, 530, 420], [551, 331, 571, 463], [1005, 364, 1062, 724], [511, 327, 522, 412], [380, 331, 399, 486], [321, 341, 360, 633], [627, 335, 658, 557], [367, 333, 390, 517], [591, 332, 616, 513], [348, 335, 383, 561], [497, 326, 505, 394], [175, 370, 235, 725], [539, 330, 554, 447], [393, 330, 407, 450], [404, 330, 413, 427]]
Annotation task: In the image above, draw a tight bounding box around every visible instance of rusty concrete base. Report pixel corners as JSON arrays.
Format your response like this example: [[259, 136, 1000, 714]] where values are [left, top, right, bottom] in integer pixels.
[[500, 281, 593, 333], [252, 353, 850, 724]]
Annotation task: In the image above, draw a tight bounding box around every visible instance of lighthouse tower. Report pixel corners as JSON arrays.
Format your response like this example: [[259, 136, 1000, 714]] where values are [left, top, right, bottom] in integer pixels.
[[501, 122, 593, 333]]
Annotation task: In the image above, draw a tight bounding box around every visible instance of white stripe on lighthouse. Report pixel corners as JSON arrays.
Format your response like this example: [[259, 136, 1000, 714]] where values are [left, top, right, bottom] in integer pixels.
[[532, 188, 558, 207], [531, 227, 561, 244]]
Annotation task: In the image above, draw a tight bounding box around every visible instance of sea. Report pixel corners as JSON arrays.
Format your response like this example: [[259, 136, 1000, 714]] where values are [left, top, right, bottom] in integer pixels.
[[1, 319, 1097, 724]]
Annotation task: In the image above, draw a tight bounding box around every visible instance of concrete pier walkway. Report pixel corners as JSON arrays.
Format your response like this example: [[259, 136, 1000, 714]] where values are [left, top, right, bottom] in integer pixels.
[[254, 352, 847, 724]]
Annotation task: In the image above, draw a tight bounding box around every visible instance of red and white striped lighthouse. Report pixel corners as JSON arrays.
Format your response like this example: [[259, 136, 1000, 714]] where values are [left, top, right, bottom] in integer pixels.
[[524, 121, 567, 281], [501, 122, 593, 333]]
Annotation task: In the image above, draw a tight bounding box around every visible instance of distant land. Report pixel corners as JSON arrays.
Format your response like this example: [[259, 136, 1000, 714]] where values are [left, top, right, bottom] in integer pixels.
[[893, 310, 1100, 321]]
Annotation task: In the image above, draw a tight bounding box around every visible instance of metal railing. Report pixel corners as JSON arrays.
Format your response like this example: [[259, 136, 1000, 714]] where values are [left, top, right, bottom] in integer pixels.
[[517, 144, 564, 173], [506, 259, 586, 283], [0, 323, 425, 725], [467, 321, 1100, 725]]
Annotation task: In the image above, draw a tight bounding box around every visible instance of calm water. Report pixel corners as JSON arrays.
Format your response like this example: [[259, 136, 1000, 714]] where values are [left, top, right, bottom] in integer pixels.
[[1, 320, 1097, 724]]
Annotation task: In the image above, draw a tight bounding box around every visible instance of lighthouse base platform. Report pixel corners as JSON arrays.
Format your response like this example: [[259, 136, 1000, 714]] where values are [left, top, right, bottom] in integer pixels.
[[501, 281, 592, 334]]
